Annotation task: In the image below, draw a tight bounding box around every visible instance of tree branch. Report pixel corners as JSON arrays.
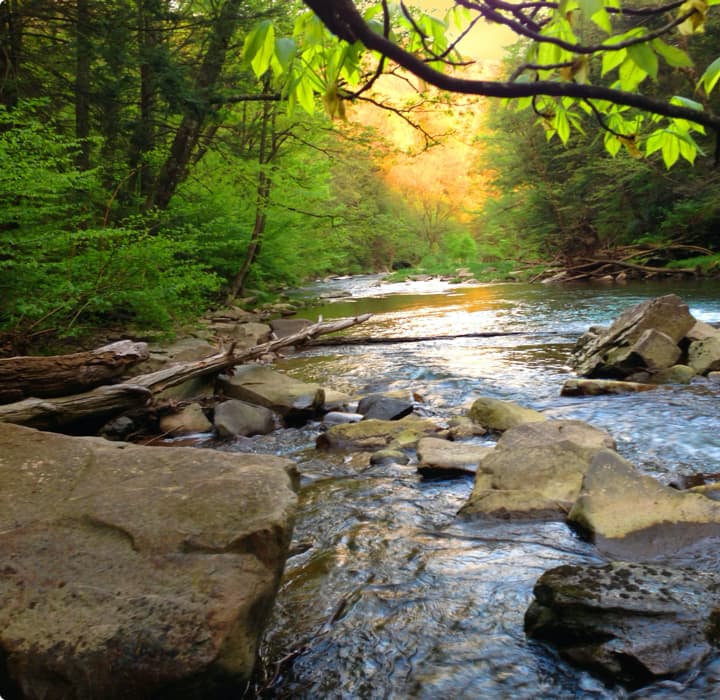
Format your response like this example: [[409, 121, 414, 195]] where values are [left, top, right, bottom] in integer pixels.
[[301, 0, 720, 132]]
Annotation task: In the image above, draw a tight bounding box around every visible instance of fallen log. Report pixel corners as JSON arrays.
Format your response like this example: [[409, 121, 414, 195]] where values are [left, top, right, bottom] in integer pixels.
[[131, 313, 373, 394], [306, 329, 556, 347], [0, 384, 151, 431], [0, 314, 372, 431], [0, 340, 149, 404]]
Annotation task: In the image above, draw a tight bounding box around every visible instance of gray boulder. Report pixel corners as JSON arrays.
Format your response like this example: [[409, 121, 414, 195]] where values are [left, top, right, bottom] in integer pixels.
[[0, 423, 298, 699], [525, 562, 720, 686], [217, 365, 324, 423], [568, 449, 720, 560], [214, 399, 276, 437], [357, 394, 414, 421], [571, 294, 696, 378]]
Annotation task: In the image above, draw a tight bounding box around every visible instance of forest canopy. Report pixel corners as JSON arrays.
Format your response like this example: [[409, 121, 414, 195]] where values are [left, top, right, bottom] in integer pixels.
[[1, 0, 718, 353]]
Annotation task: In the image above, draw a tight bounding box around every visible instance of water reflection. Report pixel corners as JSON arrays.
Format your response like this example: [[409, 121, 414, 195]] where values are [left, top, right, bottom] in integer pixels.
[[256, 278, 720, 699]]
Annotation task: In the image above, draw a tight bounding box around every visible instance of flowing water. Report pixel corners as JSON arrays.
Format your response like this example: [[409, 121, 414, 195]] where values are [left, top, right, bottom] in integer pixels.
[[231, 277, 720, 699]]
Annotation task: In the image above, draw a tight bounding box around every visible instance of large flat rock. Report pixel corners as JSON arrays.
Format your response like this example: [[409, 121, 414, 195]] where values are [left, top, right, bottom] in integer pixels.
[[0, 423, 298, 699], [568, 449, 720, 560]]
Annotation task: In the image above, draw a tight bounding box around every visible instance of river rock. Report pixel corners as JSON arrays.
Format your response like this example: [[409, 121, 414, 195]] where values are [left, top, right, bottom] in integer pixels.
[[649, 364, 696, 384], [560, 378, 658, 396], [322, 389, 353, 412], [217, 365, 324, 423], [316, 416, 441, 450], [568, 449, 720, 560], [447, 416, 487, 439], [525, 562, 720, 686], [213, 399, 276, 437], [467, 397, 546, 432], [159, 402, 212, 435], [0, 423, 298, 699], [322, 411, 364, 426], [460, 440, 604, 520], [211, 321, 272, 350], [496, 419, 616, 451], [370, 449, 410, 466], [269, 318, 313, 338], [571, 294, 696, 378], [687, 335, 720, 375], [357, 394, 414, 421], [686, 320, 720, 341], [416, 437, 494, 478]]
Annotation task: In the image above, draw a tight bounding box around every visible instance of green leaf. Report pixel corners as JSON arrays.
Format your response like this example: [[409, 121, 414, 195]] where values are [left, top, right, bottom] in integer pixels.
[[670, 95, 704, 111], [554, 109, 571, 144], [651, 39, 693, 68], [578, 0, 602, 17], [591, 8, 613, 33], [604, 131, 621, 157], [698, 56, 720, 95], [627, 43, 658, 80], [601, 48, 626, 76], [618, 56, 647, 89], [274, 38, 297, 73], [243, 20, 276, 78], [663, 133, 681, 168]]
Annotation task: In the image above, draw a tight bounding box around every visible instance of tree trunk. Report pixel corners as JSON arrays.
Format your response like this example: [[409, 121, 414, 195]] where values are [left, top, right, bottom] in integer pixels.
[[227, 80, 276, 302], [0, 340, 150, 403], [75, 0, 91, 170], [145, 0, 244, 211], [0, 0, 21, 109]]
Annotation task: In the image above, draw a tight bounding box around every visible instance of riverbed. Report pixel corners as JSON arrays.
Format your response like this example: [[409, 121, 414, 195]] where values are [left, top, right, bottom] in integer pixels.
[[235, 277, 720, 699]]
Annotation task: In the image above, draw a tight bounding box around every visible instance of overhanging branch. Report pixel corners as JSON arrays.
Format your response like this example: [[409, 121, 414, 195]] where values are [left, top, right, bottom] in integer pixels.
[[301, 0, 720, 132]]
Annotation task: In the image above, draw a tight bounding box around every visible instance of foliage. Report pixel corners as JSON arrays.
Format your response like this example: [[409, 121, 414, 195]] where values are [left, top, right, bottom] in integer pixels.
[[0, 103, 220, 349]]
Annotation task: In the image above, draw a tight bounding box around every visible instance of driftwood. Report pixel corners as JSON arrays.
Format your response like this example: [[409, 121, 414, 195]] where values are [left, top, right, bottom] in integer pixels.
[[306, 330, 545, 347], [0, 384, 152, 431], [0, 340, 149, 404], [0, 314, 372, 431]]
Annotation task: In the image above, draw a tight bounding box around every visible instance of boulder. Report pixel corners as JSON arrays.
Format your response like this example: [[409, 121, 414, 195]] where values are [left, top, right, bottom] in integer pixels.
[[217, 365, 324, 423], [649, 364, 696, 384], [467, 397, 545, 432], [269, 318, 313, 338], [571, 294, 696, 378], [357, 394, 414, 421], [525, 562, 720, 686], [213, 399, 276, 438], [568, 449, 720, 560], [629, 328, 681, 369], [322, 389, 353, 412], [561, 378, 658, 396], [416, 437, 494, 478], [210, 321, 271, 350], [496, 419, 616, 451], [322, 411, 364, 426], [159, 402, 212, 435], [0, 423, 298, 699], [460, 441, 604, 520], [370, 449, 410, 466], [316, 416, 441, 450], [686, 320, 720, 342], [447, 416, 487, 439], [687, 335, 720, 375]]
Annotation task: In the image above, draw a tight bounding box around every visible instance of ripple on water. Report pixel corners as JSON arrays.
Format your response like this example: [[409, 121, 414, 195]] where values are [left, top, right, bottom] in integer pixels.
[[254, 279, 720, 699]]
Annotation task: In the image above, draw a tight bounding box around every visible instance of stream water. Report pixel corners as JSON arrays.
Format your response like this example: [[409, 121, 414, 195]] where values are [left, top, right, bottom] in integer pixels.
[[231, 277, 720, 699]]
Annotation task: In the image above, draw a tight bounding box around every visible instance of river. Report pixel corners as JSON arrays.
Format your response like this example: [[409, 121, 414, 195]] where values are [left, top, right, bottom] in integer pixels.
[[231, 277, 720, 699]]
